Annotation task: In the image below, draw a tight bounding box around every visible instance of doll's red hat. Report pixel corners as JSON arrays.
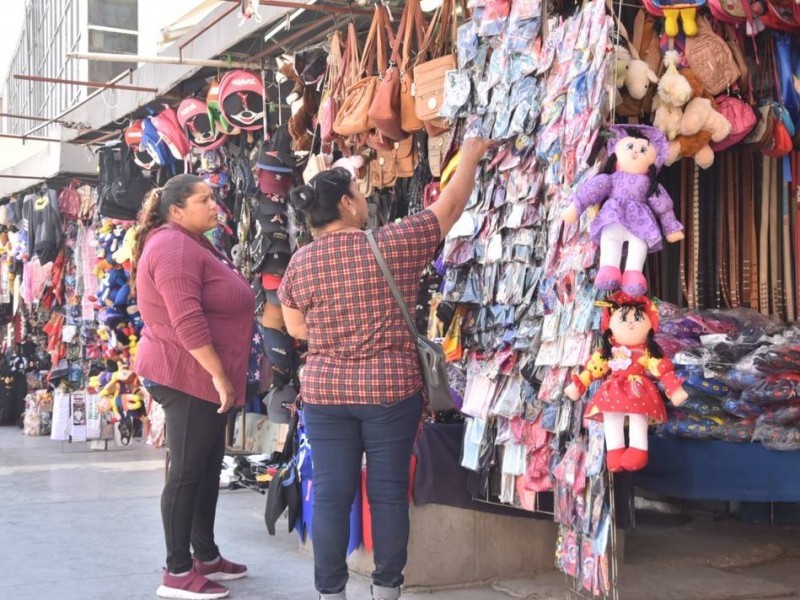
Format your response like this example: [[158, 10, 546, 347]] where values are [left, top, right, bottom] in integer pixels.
[[600, 292, 660, 334]]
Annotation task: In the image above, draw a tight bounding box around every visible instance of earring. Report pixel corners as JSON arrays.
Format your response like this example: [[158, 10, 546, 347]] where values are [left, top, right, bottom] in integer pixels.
[[351, 210, 357, 217]]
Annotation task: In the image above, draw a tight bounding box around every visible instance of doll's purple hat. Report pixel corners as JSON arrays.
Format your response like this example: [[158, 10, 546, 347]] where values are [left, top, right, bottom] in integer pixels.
[[606, 125, 669, 169]]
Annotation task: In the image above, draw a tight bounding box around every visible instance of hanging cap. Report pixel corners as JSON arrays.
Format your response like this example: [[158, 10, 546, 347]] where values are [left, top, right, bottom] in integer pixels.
[[124, 120, 144, 148], [218, 70, 267, 131], [151, 106, 191, 160], [177, 97, 228, 151]]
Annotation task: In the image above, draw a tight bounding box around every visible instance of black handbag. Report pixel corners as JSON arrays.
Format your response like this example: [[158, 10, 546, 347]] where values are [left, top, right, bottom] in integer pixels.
[[264, 408, 302, 536], [365, 230, 454, 412]]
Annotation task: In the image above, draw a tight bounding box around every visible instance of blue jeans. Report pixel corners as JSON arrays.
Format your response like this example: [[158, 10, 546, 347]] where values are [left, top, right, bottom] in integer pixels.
[[304, 393, 423, 595]]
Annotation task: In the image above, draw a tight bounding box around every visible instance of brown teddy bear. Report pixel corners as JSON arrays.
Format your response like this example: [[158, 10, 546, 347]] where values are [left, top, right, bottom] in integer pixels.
[[664, 68, 732, 169]]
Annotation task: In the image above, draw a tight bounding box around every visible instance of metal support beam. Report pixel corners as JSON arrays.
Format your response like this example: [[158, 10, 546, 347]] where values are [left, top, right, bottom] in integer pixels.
[[221, 0, 371, 16], [0, 112, 74, 126], [14, 74, 158, 93], [67, 52, 266, 70], [252, 17, 334, 59], [24, 69, 135, 138], [179, 3, 240, 55], [0, 134, 61, 143]]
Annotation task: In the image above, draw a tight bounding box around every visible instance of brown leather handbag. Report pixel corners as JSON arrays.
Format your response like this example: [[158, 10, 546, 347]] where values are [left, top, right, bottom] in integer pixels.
[[400, 0, 427, 133], [368, 1, 419, 141], [333, 6, 392, 137], [413, 0, 463, 128]]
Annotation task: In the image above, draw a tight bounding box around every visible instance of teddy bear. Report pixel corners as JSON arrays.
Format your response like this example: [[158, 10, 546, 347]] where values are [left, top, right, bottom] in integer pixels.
[[664, 70, 733, 169]]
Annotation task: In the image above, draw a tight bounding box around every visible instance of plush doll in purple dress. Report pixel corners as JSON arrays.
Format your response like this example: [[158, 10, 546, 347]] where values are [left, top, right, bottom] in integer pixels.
[[562, 125, 684, 296]]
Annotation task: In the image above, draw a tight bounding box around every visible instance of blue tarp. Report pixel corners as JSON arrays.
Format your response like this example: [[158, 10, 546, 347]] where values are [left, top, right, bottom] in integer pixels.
[[635, 436, 800, 502]]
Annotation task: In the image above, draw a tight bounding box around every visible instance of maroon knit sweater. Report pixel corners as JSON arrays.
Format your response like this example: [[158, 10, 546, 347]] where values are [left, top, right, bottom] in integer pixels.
[[134, 225, 254, 406]]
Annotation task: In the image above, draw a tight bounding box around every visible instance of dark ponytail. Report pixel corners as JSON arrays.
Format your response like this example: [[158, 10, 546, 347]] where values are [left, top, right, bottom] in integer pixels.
[[600, 329, 614, 360], [290, 167, 353, 229], [646, 328, 664, 359], [131, 173, 204, 289]]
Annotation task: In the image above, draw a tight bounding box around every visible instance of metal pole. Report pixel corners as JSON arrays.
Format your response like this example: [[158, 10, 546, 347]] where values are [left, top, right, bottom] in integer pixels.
[[178, 3, 240, 56], [252, 18, 333, 60], [0, 112, 74, 126], [13, 74, 158, 93], [24, 69, 135, 138], [221, 0, 372, 16], [0, 133, 62, 143], [67, 52, 266, 71]]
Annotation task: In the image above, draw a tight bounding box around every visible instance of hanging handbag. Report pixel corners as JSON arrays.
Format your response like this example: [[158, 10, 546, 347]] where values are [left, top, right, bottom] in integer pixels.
[[365, 230, 454, 412], [319, 30, 345, 143], [369, 1, 414, 141], [710, 94, 757, 151], [370, 150, 399, 189], [264, 408, 302, 536], [413, 0, 463, 130], [428, 130, 452, 178], [400, 0, 427, 133], [333, 6, 392, 137]]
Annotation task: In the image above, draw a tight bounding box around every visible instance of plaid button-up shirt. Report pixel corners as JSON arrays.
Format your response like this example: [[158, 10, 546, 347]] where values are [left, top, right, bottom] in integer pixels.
[[278, 210, 440, 405]]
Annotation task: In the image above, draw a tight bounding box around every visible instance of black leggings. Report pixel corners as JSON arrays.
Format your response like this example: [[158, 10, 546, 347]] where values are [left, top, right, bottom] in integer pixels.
[[154, 386, 227, 574]]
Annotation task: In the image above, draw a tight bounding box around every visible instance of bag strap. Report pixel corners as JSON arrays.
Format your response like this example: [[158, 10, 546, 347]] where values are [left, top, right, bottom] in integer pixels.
[[359, 7, 382, 76], [401, 0, 426, 68], [364, 230, 420, 338], [390, 0, 412, 66]]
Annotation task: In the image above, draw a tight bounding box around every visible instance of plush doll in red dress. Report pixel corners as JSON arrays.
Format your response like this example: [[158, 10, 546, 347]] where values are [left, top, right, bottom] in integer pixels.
[[565, 293, 689, 472]]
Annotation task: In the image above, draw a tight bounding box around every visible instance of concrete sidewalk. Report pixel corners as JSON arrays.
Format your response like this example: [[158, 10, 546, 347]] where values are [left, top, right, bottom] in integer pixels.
[[0, 426, 798, 600]]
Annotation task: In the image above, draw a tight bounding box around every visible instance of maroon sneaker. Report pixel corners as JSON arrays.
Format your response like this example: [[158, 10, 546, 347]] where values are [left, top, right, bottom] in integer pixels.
[[193, 556, 248, 582], [156, 569, 229, 599]]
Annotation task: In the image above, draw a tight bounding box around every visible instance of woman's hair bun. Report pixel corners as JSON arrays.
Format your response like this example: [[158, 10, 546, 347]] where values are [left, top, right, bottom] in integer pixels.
[[289, 184, 318, 212]]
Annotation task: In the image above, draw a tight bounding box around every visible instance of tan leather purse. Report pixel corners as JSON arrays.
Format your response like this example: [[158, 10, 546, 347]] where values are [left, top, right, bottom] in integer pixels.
[[333, 6, 392, 137], [413, 0, 462, 126], [368, 1, 416, 141], [428, 130, 452, 178], [369, 137, 416, 189]]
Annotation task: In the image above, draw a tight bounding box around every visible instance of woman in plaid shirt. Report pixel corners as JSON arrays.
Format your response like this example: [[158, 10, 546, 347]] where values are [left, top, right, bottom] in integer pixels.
[[279, 138, 491, 600]]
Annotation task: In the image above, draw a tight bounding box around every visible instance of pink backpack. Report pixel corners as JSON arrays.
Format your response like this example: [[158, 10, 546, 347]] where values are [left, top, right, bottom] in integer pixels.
[[707, 0, 765, 34], [710, 95, 758, 151]]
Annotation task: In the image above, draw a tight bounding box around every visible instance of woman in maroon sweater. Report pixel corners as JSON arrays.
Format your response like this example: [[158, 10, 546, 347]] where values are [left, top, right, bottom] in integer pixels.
[[133, 174, 253, 600]]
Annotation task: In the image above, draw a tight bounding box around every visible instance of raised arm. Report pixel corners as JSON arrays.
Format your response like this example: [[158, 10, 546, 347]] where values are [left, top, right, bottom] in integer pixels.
[[428, 138, 492, 240]]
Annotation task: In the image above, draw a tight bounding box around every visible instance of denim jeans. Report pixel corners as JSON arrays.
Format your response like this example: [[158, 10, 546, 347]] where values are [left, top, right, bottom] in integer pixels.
[[304, 393, 423, 596], [154, 386, 227, 574]]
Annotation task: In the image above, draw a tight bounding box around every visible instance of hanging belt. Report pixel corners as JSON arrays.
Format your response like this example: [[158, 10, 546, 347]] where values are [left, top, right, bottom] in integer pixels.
[[783, 165, 794, 321], [728, 151, 740, 308], [718, 159, 731, 308], [742, 150, 758, 310], [680, 160, 689, 307], [690, 163, 700, 309], [759, 156, 771, 315], [771, 157, 783, 320]]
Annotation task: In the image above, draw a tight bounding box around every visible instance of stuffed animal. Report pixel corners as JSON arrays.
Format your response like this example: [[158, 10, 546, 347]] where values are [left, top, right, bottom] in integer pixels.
[[625, 58, 660, 100], [561, 125, 684, 296], [664, 70, 733, 169], [657, 51, 693, 107], [565, 293, 689, 472], [613, 45, 631, 89]]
